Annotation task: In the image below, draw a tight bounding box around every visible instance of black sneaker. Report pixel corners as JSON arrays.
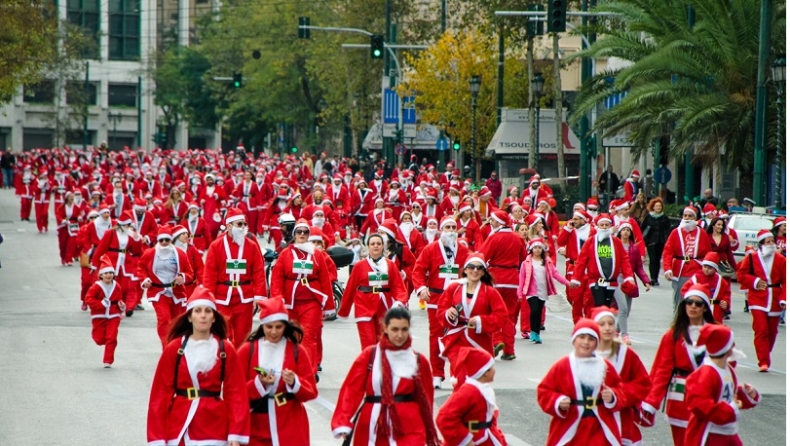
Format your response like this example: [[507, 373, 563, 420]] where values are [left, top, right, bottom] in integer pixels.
[[125, 310, 134, 317], [315, 374, 320, 383], [135, 304, 145, 311], [540, 325, 546, 331], [317, 364, 322, 372], [501, 354, 516, 360]]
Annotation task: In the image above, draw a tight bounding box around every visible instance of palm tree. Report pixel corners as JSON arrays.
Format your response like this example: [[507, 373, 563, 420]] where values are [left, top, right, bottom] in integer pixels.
[[570, 0, 785, 170]]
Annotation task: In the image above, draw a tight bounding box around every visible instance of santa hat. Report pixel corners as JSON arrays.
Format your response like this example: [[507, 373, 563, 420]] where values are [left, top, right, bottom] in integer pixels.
[[700, 252, 720, 270], [116, 211, 134, 226], [527, 214, 542, 228], [379, 218, 400, 240], [308, 226, 325, 244], [683, 206, 698, 217], [698, 324, 735, 357], [491, 210, 509, 226], [537, 197, 550, 208], [311, 207, 325, 218], [757, 229, 773, 243], [349, 230, 361, 242], [631, 170, 640, 178], [258, 296, 289, 323], [774, 217, 786, 228], [594, 213, 613, 226], [225, 208, 246, 225], [586, 198, 599, 209], [157, 226, 173, 241], [455, 347, 495, 386], [390, 179, 400, 186], [615, 221, 633, 235], [463, 252, 487, 269], [133, 198, 147, 211], [87, 210, 99, 219], [440, 215, 456, 230], [188, 202, 200, 211], [573, 210, 592, 223], [451, 169, 460, 177], [614, 200, 630, 211], [99, 200, 112, 215], [185, 286, 217, 311], [333, 173, 342, 181], [374, 197, 385, 206], [479, 187, 492, 198], [399, 210, 412, 221], [529, 175, 540, 185], [702, 203, 717, 215], [375, 169, 384, 178], [591, 306, 616, 323], [97, 254, 116, 276], [573, 202, 585, 211], [172, 225, 189, 240], [508, 186, 519, 194], [528, 238, 545, 252], [426, 216, 438, 226], [683, 283, 712, 311], [292, 218, 310, 235], [571, 319, 600, 344]]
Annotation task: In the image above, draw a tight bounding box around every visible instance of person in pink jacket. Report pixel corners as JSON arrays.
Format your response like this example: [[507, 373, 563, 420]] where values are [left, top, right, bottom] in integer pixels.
[[613, 222, 651, 345], [517, 238, 569, 344]]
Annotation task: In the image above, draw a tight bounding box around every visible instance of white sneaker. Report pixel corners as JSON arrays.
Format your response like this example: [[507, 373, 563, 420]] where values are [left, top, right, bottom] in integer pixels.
[[432, 377, 442, 389], [103, 363, 112, 368]]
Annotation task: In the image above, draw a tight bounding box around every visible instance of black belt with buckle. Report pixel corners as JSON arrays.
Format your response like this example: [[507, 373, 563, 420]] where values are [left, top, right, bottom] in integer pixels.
[[193, 234, 203, 237], [428, 287, 445, 294], [488, 263, 519, 269], [175, 387, 221, 400], [151, 281, 175, 288], [358, 286, 391, 293], [250, 392, 296, 413], [767, 283, 781, 288], [566, 260, 576, 265], [467, 420, 492, 433], [109, 248, 127, 254], [674, 255, 699, 261], [364, 394, 414, 403], [220, 280, 251, 287], [571, 396, 603, 409], [298, 277, 318, 286]]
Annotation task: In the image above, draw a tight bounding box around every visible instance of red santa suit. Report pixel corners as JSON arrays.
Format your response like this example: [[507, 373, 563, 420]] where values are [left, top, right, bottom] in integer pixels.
[[181, 214, 213, 254], [92, 224, 145, 312], [55, 201, 85, 264], [360, 205, 391, 238], [135, 176, 162, 199], [199, 179, 228, 238], [32, 175, 51, 232], [84, 275, 124, 365], [164, 199, 188, 225], [570, 233, 636, 310], [15, 169, 35, 220], [237, 320, 318, 446], [413, 238, 469, 380], [423, 200, 444, 221], [736, 243, 786, 369], [51, 173, 74, 205], [457, 213, 483, 251], [131, 204, 158, 246], [557, 221, 593, 322], [437, 280, 508, 376], [598, 342, 651, 446], [662, 225, 712, 280], [338, 257, 409, 348], [203, 229, 267, 349], [681, 271, 731, 323], [147, 335, 250, 446]]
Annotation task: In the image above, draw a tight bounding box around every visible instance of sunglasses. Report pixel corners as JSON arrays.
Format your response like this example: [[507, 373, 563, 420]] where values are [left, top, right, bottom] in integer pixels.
[[158, 239, 172, 244], [465, 264, 485, 271], [294, 229, 310, 235], [686, 299, 706, 308], [232, 222, 248, 228]]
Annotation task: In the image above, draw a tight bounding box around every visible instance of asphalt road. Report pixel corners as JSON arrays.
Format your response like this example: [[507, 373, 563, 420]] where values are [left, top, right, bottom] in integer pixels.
[[0, 189, 784, 445]]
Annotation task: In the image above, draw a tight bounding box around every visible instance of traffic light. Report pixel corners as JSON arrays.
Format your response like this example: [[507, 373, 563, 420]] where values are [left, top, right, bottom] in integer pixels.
[[547, 0, 567, 32], [528, 4, 545, 36], [370, 35, 384, 59], [232, 72, 242, 88], [452, 141, 461, 151], [298, 17, 310, 39], [290, 146, 298, 153]]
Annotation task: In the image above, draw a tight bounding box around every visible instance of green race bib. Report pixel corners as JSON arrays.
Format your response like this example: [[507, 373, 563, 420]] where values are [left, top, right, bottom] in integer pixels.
[[438, 264, 459, 279], [226, 259, 247, 275], [368, 271, 389, 286], [292, 259, 314, 275]]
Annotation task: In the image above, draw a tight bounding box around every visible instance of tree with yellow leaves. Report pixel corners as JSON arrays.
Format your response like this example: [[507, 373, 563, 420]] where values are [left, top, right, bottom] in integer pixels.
[[399, 29, 529, 181]]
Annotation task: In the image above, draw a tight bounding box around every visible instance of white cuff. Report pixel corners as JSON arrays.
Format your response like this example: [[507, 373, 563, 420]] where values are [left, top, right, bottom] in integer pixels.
[[416, 286, 428, 295], [141, 278, 152, 288], [473, 316, 482, 334], [641, 402, 657, 415], [624, 276, 635, 283], [445, 311, 459, 326], [563, 225, 573, 232], [555, 396, 568, 418], [286, 375, 301, 394], [753, 277, 761, 289], [253, 295, 265, 301], [604, 394, 617, 409], [332, 426, 353, 439], [743, 387, 760, 405], [228, 434, 250, 444], [147, 441, 166, 446], [253, 377, 268, 397], [102, 298, 110, 308], [570, 280, 581, 286]]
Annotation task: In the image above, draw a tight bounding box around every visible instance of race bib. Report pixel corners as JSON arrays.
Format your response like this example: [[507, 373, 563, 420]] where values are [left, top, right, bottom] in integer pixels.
[[368, 271, 389, 286], [438, 264, 459, 279], [69, 223, 79, 232], [292, 259, 314, 275], [226, 259, 247, 275]]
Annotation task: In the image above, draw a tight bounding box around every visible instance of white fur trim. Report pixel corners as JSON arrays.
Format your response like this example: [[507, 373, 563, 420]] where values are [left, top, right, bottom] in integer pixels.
[[157, 233, 172, 241], [172, 227, 188, 239], [684, 289, 712, 309], [593, 310, 616, 323], [260, 312, 289, 325], [708, 331, 735, 357], [757, 231, 773, 242], [225, 213, 245, 224], [572, 327, 599, 343], [464, 256, 486, 269], [98, 266, 116, 275], [332, 427, 352, 439], [186, 298, 217, 311], [228, 435, 249, 444], [491, 213, 506, 225], [470, 357, 496, 380]]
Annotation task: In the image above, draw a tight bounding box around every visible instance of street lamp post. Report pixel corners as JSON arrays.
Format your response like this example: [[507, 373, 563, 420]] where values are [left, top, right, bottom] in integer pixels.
[[108, 111, 122, 150], [530, 73, 545, 170], [469, 75, 481, 181], [771, 55, 785, 209]]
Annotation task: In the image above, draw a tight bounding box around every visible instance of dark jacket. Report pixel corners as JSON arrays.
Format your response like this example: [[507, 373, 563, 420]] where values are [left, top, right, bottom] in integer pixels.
[[640, 213, 671, 246]]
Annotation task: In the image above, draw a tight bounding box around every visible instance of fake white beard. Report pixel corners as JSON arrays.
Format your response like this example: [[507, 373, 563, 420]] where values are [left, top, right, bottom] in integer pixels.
[[588, 210, 598, 218], [450, 196, 459, 205], [426, 228, 438, 240], [312, 217, 325, 228], [400, 222, 414, 235], [188, 213, 198, 222], [175, 240, 188, 250], [278, 201, 287, 211], [74, 197, 83, 205], [574, 355, 607, 389], [760, 245, 776, 257], [385, 349, 418, 378], [294, 241, 315, 254], [231, 226, 247, 245], [577, 224, 591, 241], [597, 228, 612, 242], [440, 231, 458, 248], [729, 347, 747, 362], [680, 220, 697, 231], [155, 243, 175, 258], [185, 337, 219, 374]]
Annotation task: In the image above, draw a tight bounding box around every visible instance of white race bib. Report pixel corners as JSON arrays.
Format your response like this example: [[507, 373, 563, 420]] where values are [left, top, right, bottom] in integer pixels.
[[368, 271, 389, 286], [438, 264, 459, 279]]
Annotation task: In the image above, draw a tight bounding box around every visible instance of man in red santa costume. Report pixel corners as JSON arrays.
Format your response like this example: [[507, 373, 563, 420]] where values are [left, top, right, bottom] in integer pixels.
[[32, 170, 52, 232], [413, 215, 469, 388], [15, 164, 35, 221], [737, 229, 786, 372], [92, 210, 145, 314], [180, 203, 213, 254], [440, 185, 462, 216], [680, 252, 732, 323], [662, 206, 712, 309], [481, 210, 527, 360], [537, 318, 626, 445], [233, 170, 259, 236], [557, 209, 593, 322], [200, 173, 228, 238], [131, 198, 157, 247], [368, 169, 387, 198], [269, 218, 333, 378], [457, 203, 483, 251], [203, 208, 267, 348], [623, 170, 640, 203], [684, 323, 760, 446], [436, 346, 507, 446], [137, 226, 194, 347]]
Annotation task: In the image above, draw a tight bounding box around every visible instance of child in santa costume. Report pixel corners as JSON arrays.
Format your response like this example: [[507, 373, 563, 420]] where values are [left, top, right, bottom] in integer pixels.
[[613, 221, 651, 346], [331, 307, 440, 446], [662, 206, 712, 309], [641, 284, 716, 446], [556, 210, 593, 324], [680, 252, 731, 323], [84, 255, 126, 367], [435, 347, 508, 446], [237, 298, 318, 446], [537, 318, 627, 445], [518, 238, 569, 344], [147, 287, 250, 446], [77, 210, 100, 310], [736, 230, 786, 372], [339, 233, 409, 349], [32, 171, 51, 233], [592, 307, 650, 446], [684, 324, 760, 446], [437, 252, 508, 376]]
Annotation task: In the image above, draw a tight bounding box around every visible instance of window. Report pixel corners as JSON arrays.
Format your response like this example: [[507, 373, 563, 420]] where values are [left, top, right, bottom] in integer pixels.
[[109, 0, 140, 60], [108, 84, 137, 107], [66, 81, 98, 105], [67, 0, 100, 58], [24, 80, 56, 104]]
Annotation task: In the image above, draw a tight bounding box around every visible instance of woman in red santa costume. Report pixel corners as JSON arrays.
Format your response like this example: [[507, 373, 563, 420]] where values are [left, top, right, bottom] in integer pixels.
[[436, 347, 507, 446], [92, 210, 145, 311], [378, 219, 416, 291], [147, 287, 250, 446], [640, 284, 716, 445], [338, 233, 409, 349], [360, 197, 391, 240], [15, 164, 35, 221], [772, 217, 786, 256], [456, 203, 483, 251], [55, 191, 85, 265], [612, 221, 651, 346], [164, 187, 189, 225], [77, 210, 101, 310], [85, 255, 126, 367], [269, 218, 333, 378], [537, 318, 627, 445], [180, 203, 213, 254], [556, 210, 593, 323], [662, 206, 712, 309], [398, 211, 425, 257], [237, 298, 318, 446], [684, 324, 760, 446], [437, 252, 508, 376], [591, 307, 650, 446], [203, 208, 267, 348], [680, 252, 731, 324], [331, 307, 440, 446], [199, 173, 228, 238], [736, 229, 786, 372], [172, 225, 204, 299], [233, 170, 259, 235], [137, 226, 194, 348]]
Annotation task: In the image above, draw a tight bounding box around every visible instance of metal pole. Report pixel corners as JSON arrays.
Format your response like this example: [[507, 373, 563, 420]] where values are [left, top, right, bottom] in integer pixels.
[[579, 0, 592, 201], [653, 139, 661, 198], [752, 0, 772, 206], [684, 5, 695, 203], [137, 76, 142, 148], [497, 30, 504, 127], [535, 100, 541, 169], [471, 95, 477, 181], [441, 0, 446, 34], [83, 62, 89, 150], [775, 82, 784, 208]]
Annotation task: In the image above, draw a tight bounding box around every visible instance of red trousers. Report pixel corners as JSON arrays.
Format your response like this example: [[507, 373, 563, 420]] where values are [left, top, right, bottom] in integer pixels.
[[270, 229, 283, 251], [356, 317, 383, 349], [492, 288, 519, 355], [57, 229, 78, 263], [567, 282, 586, 323], [80, 267, 95, 303], [700, 433, 743, 446], [92, 317, 121, 364], [153, 297, 185, 348], [288, 299, 322, 372], [751, 310, 780, 368], [218, 301, 254, 349], [671, 424, 686, 446], [19, 197, 32, 219], [427, 306, 446, 379], [34, 202, 49, 231], [519, 298, 547, 332], [243, 209, 259, 236]]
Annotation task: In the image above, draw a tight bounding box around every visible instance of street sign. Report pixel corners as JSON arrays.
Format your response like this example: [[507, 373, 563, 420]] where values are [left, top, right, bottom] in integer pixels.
[[402, 96, 416, 124], [382, 123, 397, 138], [655, 166, 672, 184], [383, 89, 399, 124], [403, 124, 417, 138], [436, 138, 448, 151]]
